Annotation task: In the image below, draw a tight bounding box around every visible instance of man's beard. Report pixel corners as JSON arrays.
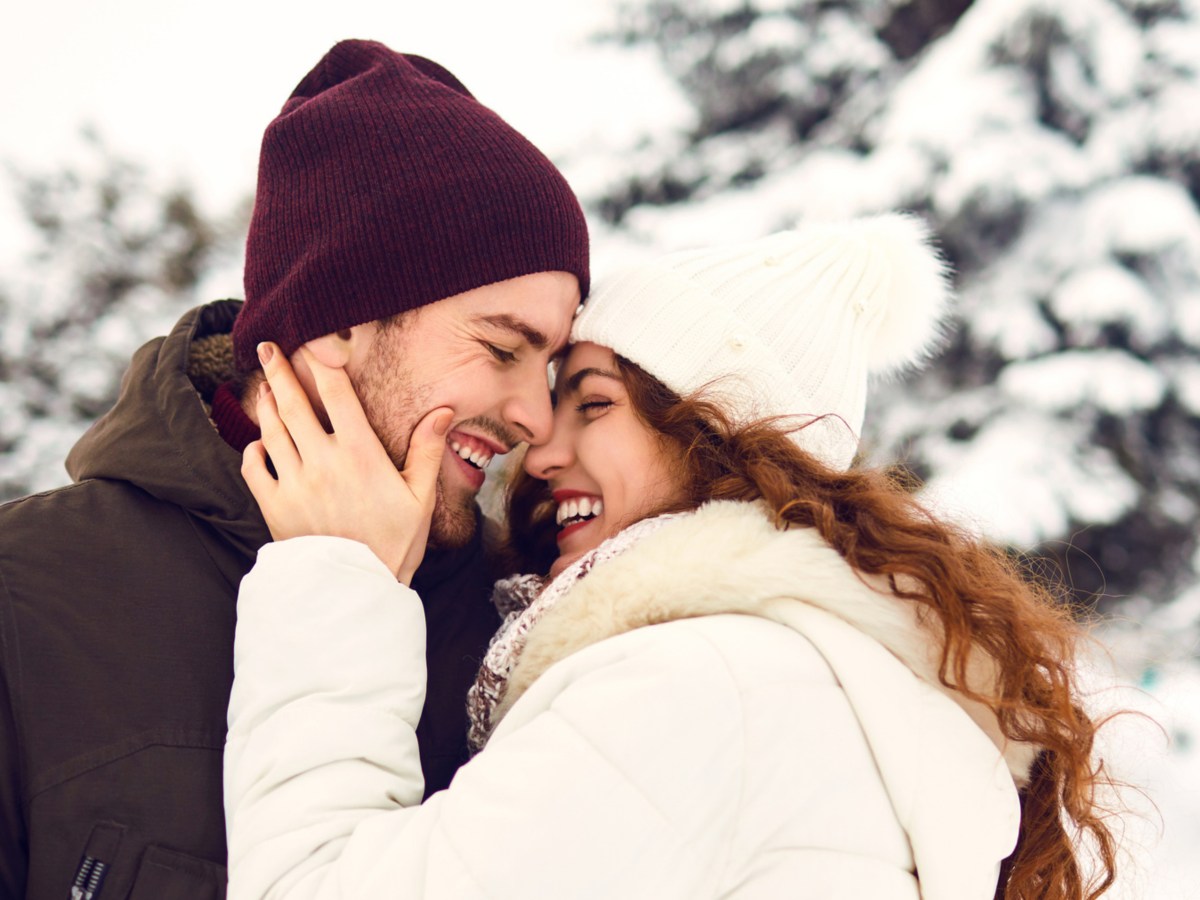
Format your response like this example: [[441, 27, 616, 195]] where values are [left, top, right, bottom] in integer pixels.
[[353, 336, 477, 550], [429, 469, 478, 549]]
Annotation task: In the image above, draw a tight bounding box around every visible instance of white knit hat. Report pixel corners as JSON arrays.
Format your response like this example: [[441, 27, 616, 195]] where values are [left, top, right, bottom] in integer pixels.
[[571, 213, 952, 469]]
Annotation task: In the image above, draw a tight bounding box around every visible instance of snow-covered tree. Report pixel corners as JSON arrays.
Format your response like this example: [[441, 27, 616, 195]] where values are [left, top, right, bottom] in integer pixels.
[[0, 131, 247, 500], [582, 0, 1200, 611]]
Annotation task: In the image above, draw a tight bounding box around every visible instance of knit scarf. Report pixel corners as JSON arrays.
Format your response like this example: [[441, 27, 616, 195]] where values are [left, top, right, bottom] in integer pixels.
[[466, 513, 685, 752]]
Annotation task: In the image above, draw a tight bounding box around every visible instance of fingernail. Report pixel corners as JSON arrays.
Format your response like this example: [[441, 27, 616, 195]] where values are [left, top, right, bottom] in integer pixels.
[[257, 342, 274, 365], [258, 382, 270, 400], [434, 411, 452, 436]]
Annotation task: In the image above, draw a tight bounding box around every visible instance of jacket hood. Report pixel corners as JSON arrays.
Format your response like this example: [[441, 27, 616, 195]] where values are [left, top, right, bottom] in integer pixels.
[[500, 501, 1029, 899], [66, 300, 269, 558]]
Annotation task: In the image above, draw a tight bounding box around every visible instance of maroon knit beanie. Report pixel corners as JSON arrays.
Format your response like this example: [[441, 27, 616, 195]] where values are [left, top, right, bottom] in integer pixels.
[[232, 39, 590, 371]]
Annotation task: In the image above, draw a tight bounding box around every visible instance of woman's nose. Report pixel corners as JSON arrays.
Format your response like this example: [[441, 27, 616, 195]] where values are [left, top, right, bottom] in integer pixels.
[[523, 422, 573, 480]]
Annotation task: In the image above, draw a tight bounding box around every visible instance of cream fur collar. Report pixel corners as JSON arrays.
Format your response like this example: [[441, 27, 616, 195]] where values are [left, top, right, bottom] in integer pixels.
[[498, 500, 1039, 785]]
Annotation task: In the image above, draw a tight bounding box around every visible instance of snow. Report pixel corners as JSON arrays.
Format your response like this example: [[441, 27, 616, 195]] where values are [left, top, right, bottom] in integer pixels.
[[884, 65, 1035, 152], [1095, 591, 1200, 899], [1050, 264, 1168, 345], [1000, 349, 1167, 414], [1170, 359, 1200, 415], [2, 0, 1199, 893], [965, 277, 1062, 359], [0, 416, 87, 496], [1173, 297, 1200, 356], [804, 10, 891, 77], [920, 413, 1139, 546], [1084, 177, 1200, 256], [933, 126, 1090, 216]]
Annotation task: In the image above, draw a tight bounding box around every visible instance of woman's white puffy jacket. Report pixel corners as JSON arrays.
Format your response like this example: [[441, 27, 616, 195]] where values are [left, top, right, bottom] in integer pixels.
[[226, 501, 1028, 900]]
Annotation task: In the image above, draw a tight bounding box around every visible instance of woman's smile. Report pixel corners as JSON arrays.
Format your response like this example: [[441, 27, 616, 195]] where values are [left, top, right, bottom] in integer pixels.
[[524, 343, 686, 576], [553, 489, 605, 545]]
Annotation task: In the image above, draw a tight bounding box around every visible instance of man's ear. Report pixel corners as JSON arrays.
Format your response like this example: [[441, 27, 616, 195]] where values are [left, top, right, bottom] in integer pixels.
[[303, 329, 354, 370], [289, 326, 374, 431], [302, 325, 369, 370]]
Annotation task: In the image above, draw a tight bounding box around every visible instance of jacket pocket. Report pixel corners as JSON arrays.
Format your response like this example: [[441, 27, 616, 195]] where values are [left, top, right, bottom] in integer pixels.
[[127, 845, 226, 900]]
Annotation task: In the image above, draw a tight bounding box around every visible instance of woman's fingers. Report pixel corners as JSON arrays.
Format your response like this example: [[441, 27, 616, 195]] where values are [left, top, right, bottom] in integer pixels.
[[403, 407, 453, 506], [297, 347, 373, 441], [255, 381, 301, 478], [244, 342, 453, 581], [258, 342, 328, 454], [393, 407, 452, 584], [241, 439, 276, 507]]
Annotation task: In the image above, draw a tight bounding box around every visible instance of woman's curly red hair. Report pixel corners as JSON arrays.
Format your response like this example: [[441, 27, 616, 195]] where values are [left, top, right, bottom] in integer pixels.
[[505, 355, 1120, 900]]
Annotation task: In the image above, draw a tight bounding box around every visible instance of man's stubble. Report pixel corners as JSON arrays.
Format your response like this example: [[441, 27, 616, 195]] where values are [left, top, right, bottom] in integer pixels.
[[353, 327, 478, 550]]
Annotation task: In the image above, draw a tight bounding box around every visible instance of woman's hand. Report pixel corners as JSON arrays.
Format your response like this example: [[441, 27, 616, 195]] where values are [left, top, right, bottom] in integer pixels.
[[241, 341, 450, 584]]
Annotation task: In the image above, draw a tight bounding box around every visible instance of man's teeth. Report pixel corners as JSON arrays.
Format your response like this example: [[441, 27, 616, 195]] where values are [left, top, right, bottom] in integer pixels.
[[556, 498, 603, 526], [449, 439, 493, 470]]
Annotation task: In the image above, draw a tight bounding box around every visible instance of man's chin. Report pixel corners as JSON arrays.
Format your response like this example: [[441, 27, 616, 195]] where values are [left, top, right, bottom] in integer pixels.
[[427, 483, 479, 550]]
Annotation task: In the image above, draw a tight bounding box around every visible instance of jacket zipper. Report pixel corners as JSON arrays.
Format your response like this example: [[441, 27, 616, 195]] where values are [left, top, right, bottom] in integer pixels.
[[70, 854, 108, 900]]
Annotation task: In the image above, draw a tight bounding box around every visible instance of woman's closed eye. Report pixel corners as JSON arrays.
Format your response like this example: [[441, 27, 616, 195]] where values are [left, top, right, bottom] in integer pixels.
[[575, 398, 613, 418]]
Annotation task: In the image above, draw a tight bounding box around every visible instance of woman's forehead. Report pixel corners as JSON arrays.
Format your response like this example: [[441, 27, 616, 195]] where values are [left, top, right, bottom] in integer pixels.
[[565, 340, 615, 367], [555, 342, 618, 388]]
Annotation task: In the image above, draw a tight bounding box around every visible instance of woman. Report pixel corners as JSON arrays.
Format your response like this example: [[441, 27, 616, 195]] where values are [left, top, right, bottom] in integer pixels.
[[226, 215, 1119, 899]]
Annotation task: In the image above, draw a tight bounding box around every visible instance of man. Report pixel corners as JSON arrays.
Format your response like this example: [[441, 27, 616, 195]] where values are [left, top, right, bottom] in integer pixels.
[[0, 39, 588, 900]]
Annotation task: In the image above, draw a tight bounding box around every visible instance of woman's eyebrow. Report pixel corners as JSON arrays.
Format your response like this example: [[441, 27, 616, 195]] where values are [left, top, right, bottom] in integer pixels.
[[561, 366, 621, 395]]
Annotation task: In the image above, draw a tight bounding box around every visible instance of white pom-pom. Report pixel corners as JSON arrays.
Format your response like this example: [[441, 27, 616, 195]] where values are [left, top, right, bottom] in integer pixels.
[[854, 212, 954, 374]]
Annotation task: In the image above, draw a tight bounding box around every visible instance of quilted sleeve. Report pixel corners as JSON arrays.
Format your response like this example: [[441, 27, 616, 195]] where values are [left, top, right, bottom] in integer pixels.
[[225, 541, 744, 899]]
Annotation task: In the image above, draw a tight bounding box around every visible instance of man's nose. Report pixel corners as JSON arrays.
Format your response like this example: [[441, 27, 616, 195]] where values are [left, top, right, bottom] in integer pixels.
[[504, 371, 556, 446]]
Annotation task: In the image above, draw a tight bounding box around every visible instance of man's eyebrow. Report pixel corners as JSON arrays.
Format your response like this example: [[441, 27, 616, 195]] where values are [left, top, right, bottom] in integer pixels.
[[475, 314, 550, 350], [561, 366, 621, 396]]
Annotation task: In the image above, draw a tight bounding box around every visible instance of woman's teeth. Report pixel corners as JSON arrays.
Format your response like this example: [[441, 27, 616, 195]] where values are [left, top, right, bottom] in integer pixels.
[[449, 439, 493, 470], [556, 497, 603, 527]]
